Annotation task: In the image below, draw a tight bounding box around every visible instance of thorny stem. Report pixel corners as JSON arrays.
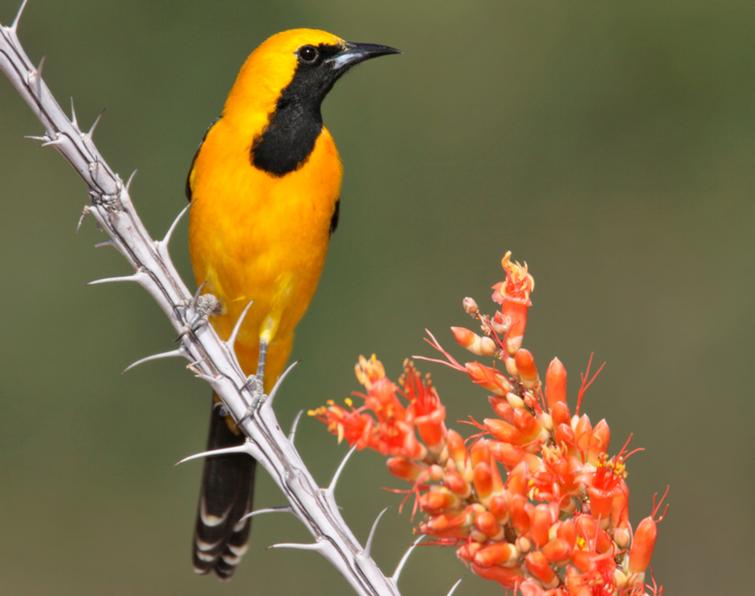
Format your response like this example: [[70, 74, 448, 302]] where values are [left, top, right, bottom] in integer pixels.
[[0, 8, 399, 596]]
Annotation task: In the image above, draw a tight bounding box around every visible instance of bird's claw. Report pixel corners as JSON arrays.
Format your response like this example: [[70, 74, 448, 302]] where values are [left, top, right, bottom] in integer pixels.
[[176, 291, 221, 340], [236, 375, 265, 426]]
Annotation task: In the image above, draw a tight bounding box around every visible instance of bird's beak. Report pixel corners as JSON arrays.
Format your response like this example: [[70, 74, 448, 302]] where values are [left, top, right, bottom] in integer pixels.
[[330, 42, 400, 72]]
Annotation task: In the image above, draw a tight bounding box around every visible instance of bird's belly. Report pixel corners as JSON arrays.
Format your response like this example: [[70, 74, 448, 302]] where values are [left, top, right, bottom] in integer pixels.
[[188, 133, 341, 372]]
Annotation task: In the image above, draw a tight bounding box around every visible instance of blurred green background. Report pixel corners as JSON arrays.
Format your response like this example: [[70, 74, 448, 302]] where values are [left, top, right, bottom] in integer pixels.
[[0, 0, 752, 594]]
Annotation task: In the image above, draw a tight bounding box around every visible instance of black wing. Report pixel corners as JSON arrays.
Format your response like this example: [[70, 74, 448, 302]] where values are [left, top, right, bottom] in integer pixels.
[[185, 117, 220, 202]]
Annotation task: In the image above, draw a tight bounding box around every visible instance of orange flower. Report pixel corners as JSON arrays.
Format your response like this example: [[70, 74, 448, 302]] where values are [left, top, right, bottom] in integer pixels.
[[402, 360, 447, 450], [312, 251, 665, 594], [492, 251, 535, 355]]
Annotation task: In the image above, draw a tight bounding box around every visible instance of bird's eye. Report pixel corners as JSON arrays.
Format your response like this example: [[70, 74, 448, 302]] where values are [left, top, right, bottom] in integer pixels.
[[298, 45, 319, 64]]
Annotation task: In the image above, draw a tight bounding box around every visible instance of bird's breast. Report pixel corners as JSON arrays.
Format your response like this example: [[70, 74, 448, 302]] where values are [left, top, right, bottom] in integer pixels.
[[188, 119, 342, 350]]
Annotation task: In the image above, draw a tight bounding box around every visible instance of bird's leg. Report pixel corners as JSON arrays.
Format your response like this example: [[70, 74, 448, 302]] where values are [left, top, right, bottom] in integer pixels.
[[238, 339, 269, 423], [256, 339, 268, 386]]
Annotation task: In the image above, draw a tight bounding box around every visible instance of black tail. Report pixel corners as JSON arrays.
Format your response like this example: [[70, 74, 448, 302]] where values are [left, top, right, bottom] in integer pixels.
[[192, 398, 256, 580]]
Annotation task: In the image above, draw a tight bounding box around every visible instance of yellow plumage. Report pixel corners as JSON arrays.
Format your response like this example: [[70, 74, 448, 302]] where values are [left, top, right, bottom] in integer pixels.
[[184, 28, 397, 579], [188, 29, 344, 391]]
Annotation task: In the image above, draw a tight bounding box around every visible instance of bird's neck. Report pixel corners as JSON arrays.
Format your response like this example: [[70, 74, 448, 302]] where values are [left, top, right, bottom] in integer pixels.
[[250, 95, 324, 176], [222, 56, 330, 177]]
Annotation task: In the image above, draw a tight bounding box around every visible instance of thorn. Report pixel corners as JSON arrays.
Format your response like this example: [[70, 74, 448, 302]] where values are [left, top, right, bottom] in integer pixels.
[[288, 410, 304, 444], [260, 360, 298, 410], [76, 205, 90, 232], [69, 97, 78, 127], [24, 133, 48, 143], [327, 445, 357, 497], [185, 356, 207, 376], [157, 204, 188, 253], [391, 535, 424, 585], [446, 579, 463, 596], [125, 169, 137, 192], [88, 271, 145, 286], [94, 240, 114, 249], [239, 506, 292, 522], [268, 542, 323, 552], [29, 56, 45, 97], [123, 348, 184, 374], [41, 135, 62, 148], [84, 109, 104, 139], [175, 441, 253, 466], [364, 507, 388, 557], [193, 372, 220, 384], [226, 299, 253, 354], [10, 0, 28, 33]]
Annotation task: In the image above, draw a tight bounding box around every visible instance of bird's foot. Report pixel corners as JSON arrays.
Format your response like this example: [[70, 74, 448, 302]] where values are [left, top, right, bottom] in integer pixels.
[[243, 340, 268, 400], [176, 287, 221, 340], [235, 374, 264, 425]]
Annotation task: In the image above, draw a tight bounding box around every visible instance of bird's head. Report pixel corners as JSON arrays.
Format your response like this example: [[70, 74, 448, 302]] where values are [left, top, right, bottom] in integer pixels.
[[225, 29, 399, 124]]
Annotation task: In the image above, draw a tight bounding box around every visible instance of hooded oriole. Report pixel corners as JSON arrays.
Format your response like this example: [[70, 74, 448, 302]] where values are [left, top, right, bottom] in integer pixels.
[[185, 29, 397, 579]]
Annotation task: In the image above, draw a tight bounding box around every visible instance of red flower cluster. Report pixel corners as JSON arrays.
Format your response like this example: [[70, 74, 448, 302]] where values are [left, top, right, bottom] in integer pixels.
[[311, 252, 666, 595]]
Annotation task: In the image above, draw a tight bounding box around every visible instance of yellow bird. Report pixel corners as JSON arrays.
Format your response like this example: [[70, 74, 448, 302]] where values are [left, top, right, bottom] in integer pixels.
[[186, 29, 398, 579]]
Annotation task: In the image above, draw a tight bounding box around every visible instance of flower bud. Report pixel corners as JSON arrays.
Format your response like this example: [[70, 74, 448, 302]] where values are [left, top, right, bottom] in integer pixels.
[[514, 349, 540, 389], [614, 522, 631, 548], [489, 396, 512, 419], [506, 391, 525, 409], [614, 568, 628, 589], [443, 463, 471, 497], [550, 400, 570, 426], [474, 510, 503, 539], [484, 418, 523, 444], [525, 551, 558, 588], [542, 538, 571, 563], [423, 509, 472, 537], [591, 418, 610, 455], [462, 296, 479, 315], [629, 516, 657, 573], [516, 535, 532, 554], [490, 440, 525, 468], [488, 494, 509, 521], [509, 494, 530, 534], [451, 326, 497, 357], [491, 311, 508, 335], [446, 430, 468, 468], [575, 414, 593, 454], [545, 357, 567, 409], [419, 487, 458, 514], [473, 462, 493, 500], [456, 541, 480, 563], [386, 457, 423, 481], [470, 563, 523, 590], [473, 541, 518, 567], [470, 438, 491, 467], [554, 422, 575, 447], [530, 504, 553, 547], [465, 362, 512, 395]]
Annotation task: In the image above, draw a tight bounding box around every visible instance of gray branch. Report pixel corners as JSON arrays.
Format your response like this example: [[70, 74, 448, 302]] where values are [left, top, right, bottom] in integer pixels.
[[0, 6, 402, 595]]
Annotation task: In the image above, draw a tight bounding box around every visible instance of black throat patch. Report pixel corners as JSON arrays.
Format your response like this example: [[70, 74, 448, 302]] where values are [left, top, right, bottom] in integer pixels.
[[251, 44, 342, 176]]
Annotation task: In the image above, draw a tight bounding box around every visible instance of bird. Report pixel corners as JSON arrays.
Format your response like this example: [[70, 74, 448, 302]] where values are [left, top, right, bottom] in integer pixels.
[[185, 29, 398, 580]]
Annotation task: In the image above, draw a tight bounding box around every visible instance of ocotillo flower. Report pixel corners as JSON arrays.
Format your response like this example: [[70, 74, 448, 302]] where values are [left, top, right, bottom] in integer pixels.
[[312, 252, 666, 594]]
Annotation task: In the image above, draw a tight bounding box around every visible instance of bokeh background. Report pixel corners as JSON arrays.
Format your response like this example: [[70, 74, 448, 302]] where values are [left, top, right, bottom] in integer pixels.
[[0, 1, 752, 594]]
